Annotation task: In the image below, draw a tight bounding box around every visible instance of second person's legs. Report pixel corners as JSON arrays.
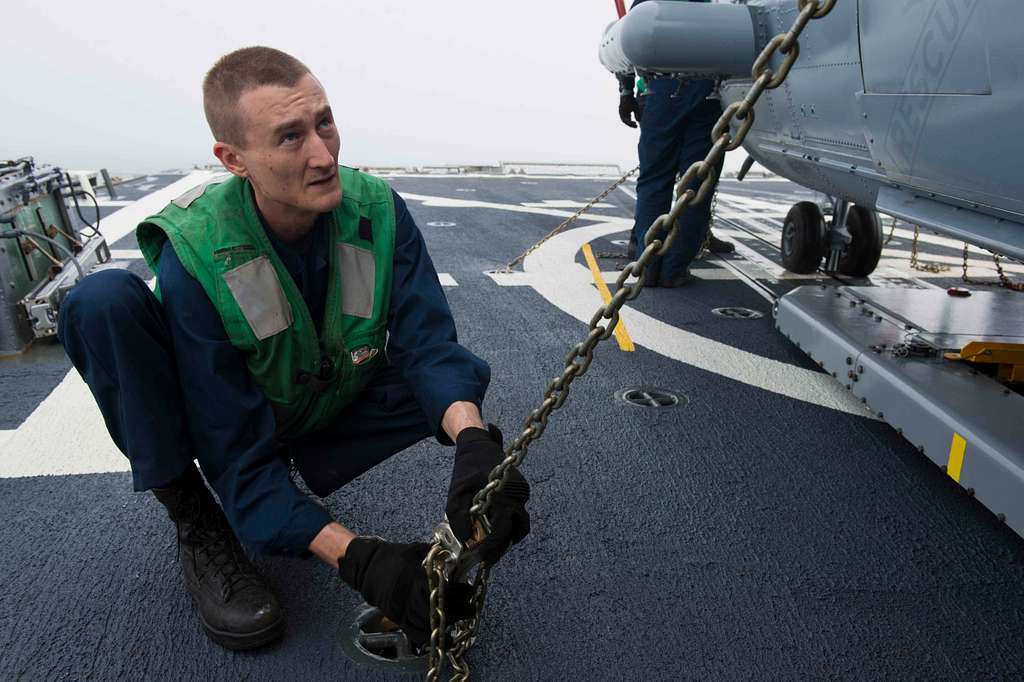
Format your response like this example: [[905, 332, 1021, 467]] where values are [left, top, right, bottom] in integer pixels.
[[659, 93, 725, 280], [631, 78, 688, 280]]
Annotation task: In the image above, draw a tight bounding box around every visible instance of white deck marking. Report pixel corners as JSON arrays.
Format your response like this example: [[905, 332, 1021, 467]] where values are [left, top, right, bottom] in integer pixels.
[[521, 200, 615, 209], [379, 173, 625, 181], [95, 200, 134, 207], [486, 271, 534, 286], [403, 193, 593, 220], [0, 371, 128, 478], [718, 194, 791, 215], [98, 170, 219, 245], [110, 249, 144, 260], [438, 273, 458, 287]]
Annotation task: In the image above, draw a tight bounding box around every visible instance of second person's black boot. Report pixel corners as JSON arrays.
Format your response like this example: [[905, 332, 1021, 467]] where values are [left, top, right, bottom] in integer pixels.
[[152, 466, 284, 650]]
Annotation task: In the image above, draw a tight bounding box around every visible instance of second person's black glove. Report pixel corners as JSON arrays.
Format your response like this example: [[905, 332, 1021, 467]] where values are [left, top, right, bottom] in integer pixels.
[[619, 94, 641, 128], [445, 424, 530, 565]]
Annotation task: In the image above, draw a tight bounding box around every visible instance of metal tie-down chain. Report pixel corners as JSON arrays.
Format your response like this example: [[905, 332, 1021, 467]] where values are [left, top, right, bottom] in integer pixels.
[[696, 185, 721, 260], [498, 165, 640, 274], [422, 2, 838, 679], [960, 242, 1024, 292], [909, 224, 949, 273], [991, 253, 1024, 291], [907, 223, 1021, 291], [884, 215, 897, 245]]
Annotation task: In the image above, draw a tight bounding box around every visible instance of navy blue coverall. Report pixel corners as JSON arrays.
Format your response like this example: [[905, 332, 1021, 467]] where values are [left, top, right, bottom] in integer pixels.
[[58, 189, 490, 557], [627, 0, 723, 284]]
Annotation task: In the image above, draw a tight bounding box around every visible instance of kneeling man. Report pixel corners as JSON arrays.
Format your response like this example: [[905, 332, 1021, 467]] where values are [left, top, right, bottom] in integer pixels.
[[58, 46, 529, 650]]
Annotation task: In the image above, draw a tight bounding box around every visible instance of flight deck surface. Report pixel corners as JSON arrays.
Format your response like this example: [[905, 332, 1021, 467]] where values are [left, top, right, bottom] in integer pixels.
[[2, 172, 1024, 680]]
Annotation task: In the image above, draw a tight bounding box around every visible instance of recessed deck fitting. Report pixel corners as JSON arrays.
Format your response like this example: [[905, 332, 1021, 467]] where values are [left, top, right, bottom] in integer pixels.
[[340, 603, 428, 673], [615, 388, 685, 408], [711, 307, 764, 319]]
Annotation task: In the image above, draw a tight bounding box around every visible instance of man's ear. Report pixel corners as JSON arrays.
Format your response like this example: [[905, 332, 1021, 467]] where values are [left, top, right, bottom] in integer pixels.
[[213, 142, 248, 179]]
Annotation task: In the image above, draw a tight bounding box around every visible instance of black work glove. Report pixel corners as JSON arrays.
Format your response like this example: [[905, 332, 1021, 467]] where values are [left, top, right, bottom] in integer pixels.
[[339, 537, 475, 648], [619, 94, 641, 128], [445, 425, 530, 565]]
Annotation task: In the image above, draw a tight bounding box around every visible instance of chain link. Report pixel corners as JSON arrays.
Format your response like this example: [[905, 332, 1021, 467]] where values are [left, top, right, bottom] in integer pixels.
[[498, 165, 640, 273], [960, 242, 1024, 292], [909, 224, 948, 273], [883, 215, 897, 245], [444, 566, 490, 682], [424, 545, 448, 679], [908, 225, 1022, 290], [992, 253, 1024, 291], [423, 2, 838, 678], [697, 185, 721, 260]]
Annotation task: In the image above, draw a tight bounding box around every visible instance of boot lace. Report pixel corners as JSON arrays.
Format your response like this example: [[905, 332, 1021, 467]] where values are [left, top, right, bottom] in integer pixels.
[[191, 526, 267, 601], [173, 493, 267, 601]]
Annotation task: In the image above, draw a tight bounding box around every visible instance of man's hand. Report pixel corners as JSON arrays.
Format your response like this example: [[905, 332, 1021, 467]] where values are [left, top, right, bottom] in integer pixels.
[[619, 94, 641, 128], [445, 425, 530, 565], [339, 537, 475, 647]]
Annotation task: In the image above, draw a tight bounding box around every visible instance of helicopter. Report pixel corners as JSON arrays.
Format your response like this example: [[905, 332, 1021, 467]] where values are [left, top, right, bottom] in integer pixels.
[[600, 0, 1023, 276], [600, 0, 1024, 541]]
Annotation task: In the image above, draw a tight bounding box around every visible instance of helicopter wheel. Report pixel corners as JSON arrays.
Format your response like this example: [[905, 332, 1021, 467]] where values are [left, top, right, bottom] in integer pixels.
[[837, 205, 883, 277], [781, 201, 826, 274]]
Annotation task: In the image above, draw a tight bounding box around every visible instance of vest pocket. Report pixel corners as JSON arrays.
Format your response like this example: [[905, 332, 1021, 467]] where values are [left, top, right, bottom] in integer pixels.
[[222, 255, 294, 340], [337, 243, 375, 319]]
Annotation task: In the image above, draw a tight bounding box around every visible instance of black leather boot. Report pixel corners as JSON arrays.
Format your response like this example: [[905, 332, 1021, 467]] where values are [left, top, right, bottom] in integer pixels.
[[152, 466, 284, 650], [706, 231, 735, 254]]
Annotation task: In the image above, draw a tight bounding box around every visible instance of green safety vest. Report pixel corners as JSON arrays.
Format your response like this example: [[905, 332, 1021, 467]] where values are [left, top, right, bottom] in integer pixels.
[[137, 166, 395, 437]]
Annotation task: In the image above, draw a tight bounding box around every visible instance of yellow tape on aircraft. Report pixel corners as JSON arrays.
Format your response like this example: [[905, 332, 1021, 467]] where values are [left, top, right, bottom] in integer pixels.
[[947, 433, 967, 483]]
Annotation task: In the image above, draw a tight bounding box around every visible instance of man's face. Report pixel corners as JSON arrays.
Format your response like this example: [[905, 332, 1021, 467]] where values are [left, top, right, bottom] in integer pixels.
[[232, 74, 342, 218]]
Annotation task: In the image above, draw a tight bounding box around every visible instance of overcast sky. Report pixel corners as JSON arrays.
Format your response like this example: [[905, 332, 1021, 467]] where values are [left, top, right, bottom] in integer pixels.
[[3, 0, 742, 176]]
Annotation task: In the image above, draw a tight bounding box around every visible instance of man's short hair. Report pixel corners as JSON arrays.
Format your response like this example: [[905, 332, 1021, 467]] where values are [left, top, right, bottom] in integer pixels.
[[203, 46, 311, 147]]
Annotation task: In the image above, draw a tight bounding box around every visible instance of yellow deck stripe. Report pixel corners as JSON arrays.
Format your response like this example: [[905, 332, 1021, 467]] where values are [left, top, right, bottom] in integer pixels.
[[947, 433, 967, 483], [581, 243, 635, 352]]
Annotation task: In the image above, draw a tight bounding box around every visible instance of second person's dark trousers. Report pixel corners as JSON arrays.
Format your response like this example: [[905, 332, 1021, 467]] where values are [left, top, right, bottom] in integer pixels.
[[631, 77, 723, 284]]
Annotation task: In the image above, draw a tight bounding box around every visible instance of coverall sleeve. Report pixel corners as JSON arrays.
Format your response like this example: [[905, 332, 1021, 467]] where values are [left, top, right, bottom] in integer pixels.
[[157, 240, 332, 557], [385, 190, 491, 444]]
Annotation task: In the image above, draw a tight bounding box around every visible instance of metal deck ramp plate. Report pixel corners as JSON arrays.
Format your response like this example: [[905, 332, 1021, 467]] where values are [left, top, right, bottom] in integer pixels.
[[776, 286, 1024, 534]]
